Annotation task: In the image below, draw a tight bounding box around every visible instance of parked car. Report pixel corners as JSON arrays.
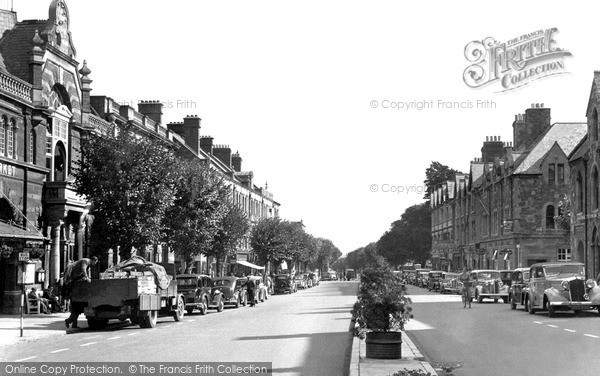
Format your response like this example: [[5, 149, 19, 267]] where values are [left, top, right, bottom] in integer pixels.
[[176, 274, 224, 315], [524, 262, 600, 317], [274, 274, 296, 294], [301, 273, 313, 288], [427, 271, 444, 292], [440, 272, 461, 294], [322, 271, 338, 281], [509, 268, 530, 310], [211, 276, 247, 308], [415, 268, 432, 288], [308, 273, 319, 286], [294, 274, 308, 289], [471, 270, 509, 303]]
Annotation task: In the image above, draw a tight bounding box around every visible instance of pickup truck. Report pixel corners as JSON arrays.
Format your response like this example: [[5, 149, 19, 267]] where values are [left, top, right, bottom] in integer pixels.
[[71, 262, 185, 329]]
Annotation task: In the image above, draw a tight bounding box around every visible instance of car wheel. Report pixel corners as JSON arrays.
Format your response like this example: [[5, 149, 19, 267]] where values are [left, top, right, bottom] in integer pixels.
[[200, 298, 208, 315], [503, 297, 508, 304], [548, 305, 556, 318], [173, 296, 185, 322], [510, 300, 517, 310], [139, 310, 157, 328], [234, 295, 240, 309], [216, 298, 224, 313], [494, 299, 498, 303]]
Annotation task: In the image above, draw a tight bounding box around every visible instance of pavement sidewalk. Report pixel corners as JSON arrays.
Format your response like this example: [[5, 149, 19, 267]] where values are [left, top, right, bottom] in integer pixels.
[[0, 312, 83, 347], [349, 331, 438, 376]]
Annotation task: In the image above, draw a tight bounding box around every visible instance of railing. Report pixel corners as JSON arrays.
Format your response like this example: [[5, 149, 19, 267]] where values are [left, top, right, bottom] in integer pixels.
[[0, 71, 32, 102]]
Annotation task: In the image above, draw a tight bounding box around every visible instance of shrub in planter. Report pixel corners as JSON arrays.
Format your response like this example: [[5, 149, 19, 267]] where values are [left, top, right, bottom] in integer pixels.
[[351, 268, 412, 359]]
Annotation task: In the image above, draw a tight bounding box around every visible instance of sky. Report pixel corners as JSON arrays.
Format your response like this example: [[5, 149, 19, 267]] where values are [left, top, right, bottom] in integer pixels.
[[7, 0, 600, 254]]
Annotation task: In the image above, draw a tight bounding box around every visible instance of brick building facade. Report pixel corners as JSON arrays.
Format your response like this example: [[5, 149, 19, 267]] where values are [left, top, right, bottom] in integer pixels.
[[0, 1, 279, 312], [432, 104, 586, 272]]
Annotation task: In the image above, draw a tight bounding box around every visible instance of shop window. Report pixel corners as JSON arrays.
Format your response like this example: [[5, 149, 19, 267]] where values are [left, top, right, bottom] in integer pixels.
[[545, 205, 555, 229], [557, 249, 571, 262]]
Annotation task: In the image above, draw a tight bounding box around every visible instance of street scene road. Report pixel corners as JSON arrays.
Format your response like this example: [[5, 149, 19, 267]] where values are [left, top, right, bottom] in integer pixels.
[[1, 282, 358, 376], [404, 284, 600, 376]]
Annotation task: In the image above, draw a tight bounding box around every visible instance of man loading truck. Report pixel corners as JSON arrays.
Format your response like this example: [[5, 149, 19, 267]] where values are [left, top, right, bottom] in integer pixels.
[[64, 256, 98, 328]]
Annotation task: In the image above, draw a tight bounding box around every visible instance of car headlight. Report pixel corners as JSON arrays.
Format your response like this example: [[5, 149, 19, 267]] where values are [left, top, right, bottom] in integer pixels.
[[585, 279, 596, 289], [584, 293, 590, 301], [561, 281, 569, 290]]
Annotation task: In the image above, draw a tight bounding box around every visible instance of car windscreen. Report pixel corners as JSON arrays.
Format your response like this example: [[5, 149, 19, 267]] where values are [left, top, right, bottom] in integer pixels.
[[500, 272, 511, 279], [476, 272, 499, 280], [212, 279, 232, 287], [544, 265, 584, 278], [176, 278, 197, 287], [275, 276, 288, 280]]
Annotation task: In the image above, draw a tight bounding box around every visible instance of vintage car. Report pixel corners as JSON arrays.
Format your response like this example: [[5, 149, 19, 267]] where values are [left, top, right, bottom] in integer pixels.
[[405, 270, 417, 285], [211, 276, 247, 308], [322, 271, 338, 281], [509, 268, 530, 310], [524, 262, 600, 317], [426, 271, 444, 292], [274, 274, 296, 294], [300, 273, 313, 288], [176, 274, 224, 315], [346, 269, 356, 280], [308, 272, 319, 286], [440, 272, 461, 294], [294, 274, 308, 289], [471, 270, 509, 303]]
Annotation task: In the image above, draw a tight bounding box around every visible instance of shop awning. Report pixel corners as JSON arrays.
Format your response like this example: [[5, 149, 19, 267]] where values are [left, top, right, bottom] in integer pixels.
[[0, 221, 47, 241], [235, 260, 265, 270]]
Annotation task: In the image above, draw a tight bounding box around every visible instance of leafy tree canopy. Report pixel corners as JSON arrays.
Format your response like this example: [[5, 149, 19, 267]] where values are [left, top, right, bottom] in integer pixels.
[[423, 161, 462, 200]]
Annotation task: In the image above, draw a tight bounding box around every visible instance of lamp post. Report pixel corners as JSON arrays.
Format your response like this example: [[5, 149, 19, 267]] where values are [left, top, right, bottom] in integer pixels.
[[516, 244, 521, 268]]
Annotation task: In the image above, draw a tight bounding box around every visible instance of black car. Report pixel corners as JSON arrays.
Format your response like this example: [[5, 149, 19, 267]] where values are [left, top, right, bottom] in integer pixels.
[[212, 276, 247, 308], [176, 274, 224, 314], [273, 274, 296, 294]]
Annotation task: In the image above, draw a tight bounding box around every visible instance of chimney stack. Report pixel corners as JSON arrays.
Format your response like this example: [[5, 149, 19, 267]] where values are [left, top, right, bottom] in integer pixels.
[[213, 145, 232, 168], [200, 136, 214, 155], [513, 103, 551, 150], [232, 152, 242, 172], [138, 100, 163, 125]]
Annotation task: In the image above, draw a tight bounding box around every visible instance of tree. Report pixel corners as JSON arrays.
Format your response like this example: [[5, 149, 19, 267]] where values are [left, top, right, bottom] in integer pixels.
[[74, 125, 179, 258], [423, 161, 462, 200], [163, 159, 231, 272], [315, 238, 342, 273], [208, 203, 250, 276], [251, 217, 287, 272], [377, 203, 432, 267]]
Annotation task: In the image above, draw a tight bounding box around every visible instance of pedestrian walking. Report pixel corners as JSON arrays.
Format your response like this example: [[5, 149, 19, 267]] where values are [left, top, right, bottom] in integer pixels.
[[64, 256, 98, 328], [247, 277, 256, 307]]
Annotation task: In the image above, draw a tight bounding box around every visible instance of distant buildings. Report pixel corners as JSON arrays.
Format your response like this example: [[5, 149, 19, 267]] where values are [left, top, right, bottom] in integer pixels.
[[431, 104, 586, 272], [0, 1, 278, 313]]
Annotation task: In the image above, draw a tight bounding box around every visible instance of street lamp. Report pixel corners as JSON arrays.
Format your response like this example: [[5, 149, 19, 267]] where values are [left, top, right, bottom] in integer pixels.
[[516, 244, 521, 268], [36, 268, 45, 284]]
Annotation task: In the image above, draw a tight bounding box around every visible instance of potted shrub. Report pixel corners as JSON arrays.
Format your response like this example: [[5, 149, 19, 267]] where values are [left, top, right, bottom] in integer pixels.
[[352, 268, 412, 359]]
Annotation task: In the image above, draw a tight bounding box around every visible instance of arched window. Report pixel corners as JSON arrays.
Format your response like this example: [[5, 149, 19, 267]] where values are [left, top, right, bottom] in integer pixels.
[[594, 168, 599, 210], [0, 116, 6, 156], [53, 142, 66, 181], [546, 205, 555, 230]]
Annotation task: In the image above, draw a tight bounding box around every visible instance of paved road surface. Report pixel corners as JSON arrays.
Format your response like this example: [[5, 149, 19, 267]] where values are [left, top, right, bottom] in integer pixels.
[[1, 281, 359, 376], [404, 284, 600, 376]]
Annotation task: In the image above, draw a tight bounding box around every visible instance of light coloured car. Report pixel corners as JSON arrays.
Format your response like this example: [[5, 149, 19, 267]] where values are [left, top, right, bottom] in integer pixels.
[[524, 262, 600, 317], [471, 270, 509, 303]]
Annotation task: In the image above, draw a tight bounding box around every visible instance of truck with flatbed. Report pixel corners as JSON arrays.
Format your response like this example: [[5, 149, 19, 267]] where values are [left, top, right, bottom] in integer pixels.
[[71, 260, 185, 329]]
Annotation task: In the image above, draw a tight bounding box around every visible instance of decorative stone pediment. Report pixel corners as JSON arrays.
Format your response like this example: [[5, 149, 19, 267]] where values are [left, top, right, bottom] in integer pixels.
[[43, 0, 76, 58]]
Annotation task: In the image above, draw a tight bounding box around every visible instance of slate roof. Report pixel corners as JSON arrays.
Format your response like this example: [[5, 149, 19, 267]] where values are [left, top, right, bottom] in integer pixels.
[[568, 133, 588, 162], [0, 19, 47, 83], [470, 163, 486, 188], [513, 122, 587, 174]]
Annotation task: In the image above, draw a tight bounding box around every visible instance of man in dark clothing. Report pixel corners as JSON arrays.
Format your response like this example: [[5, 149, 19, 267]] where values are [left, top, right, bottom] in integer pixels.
[[28, 287, 51, 314], [64, 256, 98, 328], [246, 277, 256, 307]]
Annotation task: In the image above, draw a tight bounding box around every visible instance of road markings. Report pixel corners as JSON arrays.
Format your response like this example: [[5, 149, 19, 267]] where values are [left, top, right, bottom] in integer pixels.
[[533, 321, 543, 325], [83, 335, 101, 340], [564, 329, 576, 333], [108, 336, 121, 340], [408, 295, 462, 303], [547, 325, 558, 328], [584, 334, 600, 339], [50, 348, 69, 353], [15, 356, 37, 361], [128, 332, 139, 336], [80, 342, 97, 347]]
